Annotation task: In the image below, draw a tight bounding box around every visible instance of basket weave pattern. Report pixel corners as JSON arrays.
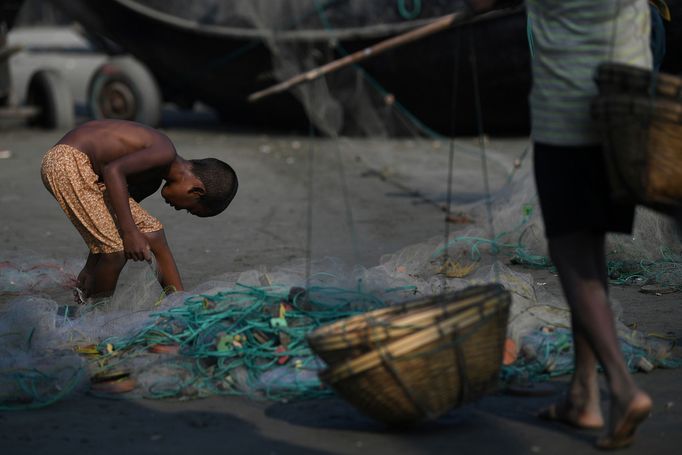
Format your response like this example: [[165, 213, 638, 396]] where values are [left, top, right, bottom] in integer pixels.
[[310, 285, 510, 426], [593, 63, 682, 209], [648, 119, 682, 202], [308, 285, 501, 365]]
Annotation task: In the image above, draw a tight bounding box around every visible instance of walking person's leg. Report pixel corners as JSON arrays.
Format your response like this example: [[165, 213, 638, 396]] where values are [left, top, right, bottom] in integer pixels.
[[548, 231, 652, 449]]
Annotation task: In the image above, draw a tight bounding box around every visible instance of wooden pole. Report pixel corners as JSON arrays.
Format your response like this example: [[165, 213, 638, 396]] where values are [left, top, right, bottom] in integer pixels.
[[247, 9, 474, 103]]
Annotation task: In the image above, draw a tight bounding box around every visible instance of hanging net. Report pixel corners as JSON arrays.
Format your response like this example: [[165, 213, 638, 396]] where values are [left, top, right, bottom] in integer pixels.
[[2, 0, 680, 410]]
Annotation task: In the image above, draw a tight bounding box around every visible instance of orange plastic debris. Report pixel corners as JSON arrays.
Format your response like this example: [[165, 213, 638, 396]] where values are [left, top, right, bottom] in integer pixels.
[[503, 338, 518, 365], [275, 345, 290, 365], [90, 377, 137, 394], [148, 343, 180, 355]]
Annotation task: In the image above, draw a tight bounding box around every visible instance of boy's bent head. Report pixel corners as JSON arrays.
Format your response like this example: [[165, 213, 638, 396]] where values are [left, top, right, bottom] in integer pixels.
[[189, 158, 238, 217]]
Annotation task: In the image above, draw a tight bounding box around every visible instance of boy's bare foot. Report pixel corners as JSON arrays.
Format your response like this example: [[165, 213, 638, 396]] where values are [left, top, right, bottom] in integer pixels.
[[73, 287, 88, 305], [595, 391, 652, 450], [539, 400, 605, 430]]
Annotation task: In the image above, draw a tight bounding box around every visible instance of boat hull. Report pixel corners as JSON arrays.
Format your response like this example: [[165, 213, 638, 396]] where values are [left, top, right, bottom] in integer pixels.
[[46, 0, 682, 136]]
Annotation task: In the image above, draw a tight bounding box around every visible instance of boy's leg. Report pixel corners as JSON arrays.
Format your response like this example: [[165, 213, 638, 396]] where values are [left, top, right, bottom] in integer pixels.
[[81, 228, 181, 299], [145, 229, 183, 292], [75, 251, 100, 302], [89, 251, 127, 298], [548, 230, 651, 447]]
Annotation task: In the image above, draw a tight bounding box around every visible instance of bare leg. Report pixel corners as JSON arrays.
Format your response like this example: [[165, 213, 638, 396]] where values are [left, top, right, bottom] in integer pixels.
[[89, 251, 127, 298], [75, 251, 100, 303], [541, 311, 605, 429], [547, 231, 651, 447], [541, 234, 605, 428], [145, 229, 183, 292], [85, 230, 182, 299]]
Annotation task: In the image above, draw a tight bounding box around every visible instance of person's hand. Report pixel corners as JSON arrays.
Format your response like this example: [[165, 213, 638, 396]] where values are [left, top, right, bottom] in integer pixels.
[[122, 229, 152, 262]]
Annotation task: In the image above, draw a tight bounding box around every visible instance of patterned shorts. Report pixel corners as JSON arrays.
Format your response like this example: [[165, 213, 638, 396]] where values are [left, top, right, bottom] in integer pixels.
[[41, 144, 163, 254]]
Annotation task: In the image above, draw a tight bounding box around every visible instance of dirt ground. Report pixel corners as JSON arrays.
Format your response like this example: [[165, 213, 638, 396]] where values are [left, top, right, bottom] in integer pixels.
[[0, 122, 680, 455]]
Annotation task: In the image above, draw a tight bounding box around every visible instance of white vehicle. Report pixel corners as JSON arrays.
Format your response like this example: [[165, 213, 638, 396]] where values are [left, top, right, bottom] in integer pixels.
[[4, 25, 160, 128]]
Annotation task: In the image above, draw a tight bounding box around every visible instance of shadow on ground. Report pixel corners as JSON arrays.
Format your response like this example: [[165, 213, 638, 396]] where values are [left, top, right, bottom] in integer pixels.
[[0, 396, 329, 455], [264, 386, 586, 454]]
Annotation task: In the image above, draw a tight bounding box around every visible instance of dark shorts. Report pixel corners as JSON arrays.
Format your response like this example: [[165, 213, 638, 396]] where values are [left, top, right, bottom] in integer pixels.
[[533, 142, 635, 238]]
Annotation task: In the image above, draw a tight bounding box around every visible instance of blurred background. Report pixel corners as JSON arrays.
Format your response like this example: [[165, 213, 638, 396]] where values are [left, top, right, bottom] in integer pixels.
[[2, 0, 681, 135], [2, 1, 682, 286]]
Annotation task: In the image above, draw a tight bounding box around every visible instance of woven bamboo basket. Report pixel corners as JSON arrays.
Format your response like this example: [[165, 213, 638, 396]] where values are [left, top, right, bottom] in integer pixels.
[[593, 63, 682, 211], [318, 287, 510, 426], [595, 62, 682, 99], [307, 284, 504, 365]]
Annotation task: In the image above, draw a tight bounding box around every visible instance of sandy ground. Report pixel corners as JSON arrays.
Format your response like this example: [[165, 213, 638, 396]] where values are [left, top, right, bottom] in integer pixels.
[[1, 121, 681, 455]]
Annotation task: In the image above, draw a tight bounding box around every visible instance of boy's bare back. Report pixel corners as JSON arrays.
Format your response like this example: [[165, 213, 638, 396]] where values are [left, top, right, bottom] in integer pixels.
[[57, 119, 176, 177]]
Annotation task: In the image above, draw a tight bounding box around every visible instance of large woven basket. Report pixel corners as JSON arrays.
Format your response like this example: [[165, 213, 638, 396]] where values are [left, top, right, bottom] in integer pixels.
[[307, 284, 504, 365], [318, 287, 510, 426], [593, 63, 682, 212], [595, 62, 682, 99]]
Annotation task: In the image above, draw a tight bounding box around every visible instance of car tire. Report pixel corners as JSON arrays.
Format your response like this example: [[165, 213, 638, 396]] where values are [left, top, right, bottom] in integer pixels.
[[26, 68, 75, 129], [87, 55, 161, 127]]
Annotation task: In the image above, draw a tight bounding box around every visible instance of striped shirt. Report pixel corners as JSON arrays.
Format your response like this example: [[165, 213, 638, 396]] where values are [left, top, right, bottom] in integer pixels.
[[527, 0, 652, 145]]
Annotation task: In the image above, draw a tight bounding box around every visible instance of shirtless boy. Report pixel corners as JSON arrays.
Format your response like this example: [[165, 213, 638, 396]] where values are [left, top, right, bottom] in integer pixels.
[[41, 119, 238, 300]]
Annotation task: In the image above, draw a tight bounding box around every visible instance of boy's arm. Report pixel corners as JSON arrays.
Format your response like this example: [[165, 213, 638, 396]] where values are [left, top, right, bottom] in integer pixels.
[[145, 230, 184, 292], [101, 140, 175, 262]]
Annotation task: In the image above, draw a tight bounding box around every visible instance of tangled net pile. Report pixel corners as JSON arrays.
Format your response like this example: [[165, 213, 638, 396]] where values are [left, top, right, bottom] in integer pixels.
[[1, 250, 679, 411], [1, 138, 681, 410], [88, 284, 389, 401], [2, 0, 681, 412]]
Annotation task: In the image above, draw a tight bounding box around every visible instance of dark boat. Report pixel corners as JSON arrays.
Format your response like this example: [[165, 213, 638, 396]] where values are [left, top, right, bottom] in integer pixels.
[[46, 0, 682, 136]]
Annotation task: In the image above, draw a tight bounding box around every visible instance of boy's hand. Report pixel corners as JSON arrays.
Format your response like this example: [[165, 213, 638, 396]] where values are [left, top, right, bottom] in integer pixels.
[[122, 229, 152, 262]]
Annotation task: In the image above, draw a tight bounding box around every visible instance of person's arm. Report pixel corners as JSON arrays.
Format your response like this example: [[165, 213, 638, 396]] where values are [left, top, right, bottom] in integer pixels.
[[101, 139, 175, 262], [145, 230, 184, 292]]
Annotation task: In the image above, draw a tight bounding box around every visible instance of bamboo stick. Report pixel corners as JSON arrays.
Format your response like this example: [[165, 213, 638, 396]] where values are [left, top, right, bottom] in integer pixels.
[[247, 9, 474, 103]]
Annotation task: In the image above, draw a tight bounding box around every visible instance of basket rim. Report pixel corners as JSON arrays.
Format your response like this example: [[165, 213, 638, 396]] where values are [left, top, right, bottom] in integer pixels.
[[309, 290, 507, 352], [307, 284, 503, 342], [320, 293, 510, 384], [596, 62, 682, 90], [593, 94, 682, 124]]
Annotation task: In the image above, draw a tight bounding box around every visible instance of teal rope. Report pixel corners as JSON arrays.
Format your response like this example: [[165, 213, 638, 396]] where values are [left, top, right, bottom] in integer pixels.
[[2, 278, 679, 407], [397, 0, 422, 20], [432, 202, 538, 261], [0, 367, 84, 411], [90, 284, 389, 401], [501, 328, 682, 384]]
